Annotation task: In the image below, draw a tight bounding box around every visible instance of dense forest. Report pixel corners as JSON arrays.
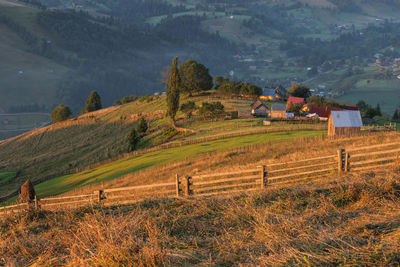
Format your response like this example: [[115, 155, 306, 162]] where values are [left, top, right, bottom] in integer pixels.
[[0, 5, 239, 112]]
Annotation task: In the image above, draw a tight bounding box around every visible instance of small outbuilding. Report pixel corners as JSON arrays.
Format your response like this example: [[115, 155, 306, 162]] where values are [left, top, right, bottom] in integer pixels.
[[328, 110, 363, 137], [271, 104, 287, 118], [251, 100, 269, 116]]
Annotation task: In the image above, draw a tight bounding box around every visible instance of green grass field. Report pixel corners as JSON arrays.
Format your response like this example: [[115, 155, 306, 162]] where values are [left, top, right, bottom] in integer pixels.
[[338, 79, 400, 114], [34, 130, 325, 197], [0, 171, 15, 184], [0, 7, 70, 112]]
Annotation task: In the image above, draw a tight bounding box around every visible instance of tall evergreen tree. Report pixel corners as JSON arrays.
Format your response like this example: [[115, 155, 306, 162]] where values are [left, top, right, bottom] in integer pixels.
[[82, 91, 102, 114], [393, 109, 399, 121], [166, 57, 181, 125], [127, 127, 139, 152], [137, 117, 148, 135], [376, 103, 382, 116]]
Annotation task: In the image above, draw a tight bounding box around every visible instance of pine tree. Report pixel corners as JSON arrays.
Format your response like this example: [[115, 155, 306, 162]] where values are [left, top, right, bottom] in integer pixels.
[[393, 109, 399, 121], [376, 103, 382, 116], [137, 117, 148, 135], [127, 127, 139, 152], [166, 57, 181, 125], [82, 91, 102, 114]]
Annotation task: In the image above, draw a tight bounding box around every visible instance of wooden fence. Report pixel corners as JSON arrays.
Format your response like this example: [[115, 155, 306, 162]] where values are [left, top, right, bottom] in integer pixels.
[[362, 123, 397, 132], [2, 141, 400, 215]]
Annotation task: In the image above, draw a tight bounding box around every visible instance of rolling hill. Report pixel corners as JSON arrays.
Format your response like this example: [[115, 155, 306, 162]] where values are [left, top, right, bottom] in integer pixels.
[[0, 93, 329, 201], [2, 0, 400, 118]]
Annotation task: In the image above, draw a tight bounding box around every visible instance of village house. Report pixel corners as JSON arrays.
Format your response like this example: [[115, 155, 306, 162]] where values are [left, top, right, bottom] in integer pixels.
[[251, 100, 269, 117], [310, 106, 342, 121], [270, 104, 287, 118], [259, 88, 285, 101], [286, 96, 304, 110], [328, 110, 363, 137]]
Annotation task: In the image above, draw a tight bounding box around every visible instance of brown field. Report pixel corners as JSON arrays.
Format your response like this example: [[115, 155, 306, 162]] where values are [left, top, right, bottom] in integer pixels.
[[1, 167, 399, 265]]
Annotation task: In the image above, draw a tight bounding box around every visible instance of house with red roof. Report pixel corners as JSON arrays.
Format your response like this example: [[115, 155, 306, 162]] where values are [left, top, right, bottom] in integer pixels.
[[286, 96, 304, 107], [286, 96, 304, 110], [310, 106, 342, 120]]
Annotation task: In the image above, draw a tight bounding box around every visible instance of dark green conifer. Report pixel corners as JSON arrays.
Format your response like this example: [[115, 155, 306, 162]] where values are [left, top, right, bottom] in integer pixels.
[[166, 57, 181, 125], [82, 91, 102, 114]]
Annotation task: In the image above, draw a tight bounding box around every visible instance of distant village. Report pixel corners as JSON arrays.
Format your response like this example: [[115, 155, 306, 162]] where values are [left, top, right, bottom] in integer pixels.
[[237, 86, 371, 137]]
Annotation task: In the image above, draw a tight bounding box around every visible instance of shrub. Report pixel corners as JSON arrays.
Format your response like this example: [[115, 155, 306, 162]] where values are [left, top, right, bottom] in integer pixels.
[[199, 101, 225, 119], [51, 104, 71, 122], [180, 101, 197, 118], [121, 95, 137, 104]]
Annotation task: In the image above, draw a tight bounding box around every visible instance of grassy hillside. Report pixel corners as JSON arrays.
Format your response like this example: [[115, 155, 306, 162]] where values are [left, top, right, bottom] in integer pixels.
[[0, 113, 50, 140], [0, 172, 15, 184], [34, 130, 324, 198], [0, 6, 70, 112], [1, 149, 399, 265], [0, 94, 326, 199]]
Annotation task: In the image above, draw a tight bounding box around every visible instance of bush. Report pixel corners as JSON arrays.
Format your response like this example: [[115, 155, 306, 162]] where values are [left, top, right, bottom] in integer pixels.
[[51, 104, 71, 122], [159, 126, 179, 143], [121, 95, 138, 104], [199, 102, 225, 119], [180, 101, 197, 118]]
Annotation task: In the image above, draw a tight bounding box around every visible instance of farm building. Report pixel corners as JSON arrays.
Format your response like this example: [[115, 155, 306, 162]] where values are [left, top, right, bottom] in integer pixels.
[[270, 104, 287, 118], [328, 110, 363, 137], [251, 100, 269, 116]]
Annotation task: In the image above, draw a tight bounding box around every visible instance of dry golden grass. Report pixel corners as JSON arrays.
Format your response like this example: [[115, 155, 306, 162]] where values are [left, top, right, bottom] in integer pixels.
[[66, 132, 400, 196], [1, 168, 399, 266]]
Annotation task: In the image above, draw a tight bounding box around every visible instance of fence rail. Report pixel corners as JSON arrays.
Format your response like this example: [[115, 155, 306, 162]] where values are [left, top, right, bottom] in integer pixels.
[[2, 141, 400, 215]]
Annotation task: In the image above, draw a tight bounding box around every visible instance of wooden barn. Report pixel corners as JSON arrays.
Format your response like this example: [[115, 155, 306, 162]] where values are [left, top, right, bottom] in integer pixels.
[[328, 110, 363, 137], [251, 100, 269, 117]]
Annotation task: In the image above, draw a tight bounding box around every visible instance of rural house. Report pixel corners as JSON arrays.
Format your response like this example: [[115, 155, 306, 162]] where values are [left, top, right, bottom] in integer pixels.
[[251, 100, 269, 116], [271, 104, 287, 118], [260, 87, 286, 101], [311, 106, 342, 121], [328, 110, 363, 137], [286, 96, 304, 110]]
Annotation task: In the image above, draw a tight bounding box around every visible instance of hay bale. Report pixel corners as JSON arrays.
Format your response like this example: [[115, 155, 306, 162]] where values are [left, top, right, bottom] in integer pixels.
[[19, 179, 36, 203]]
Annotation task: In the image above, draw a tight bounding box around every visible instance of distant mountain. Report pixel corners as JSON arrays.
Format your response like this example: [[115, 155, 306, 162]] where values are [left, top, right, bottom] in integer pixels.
[[2, 0, 400, 116]]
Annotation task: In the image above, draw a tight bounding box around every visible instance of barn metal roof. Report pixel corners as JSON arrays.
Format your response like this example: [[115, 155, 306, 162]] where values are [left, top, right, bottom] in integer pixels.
[[331, 110, 363, 127], [271, 104, 286, 111], [262, 88, 276, 96]]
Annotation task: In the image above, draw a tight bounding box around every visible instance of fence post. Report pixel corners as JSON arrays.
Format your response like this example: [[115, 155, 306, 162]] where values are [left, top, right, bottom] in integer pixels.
[[345, 152, 351, 172], [94, 190, 104, 203], [175, 174, 182, 197], [261, 165, 268, 189], [185, 176, 193, 196], [337, 149, 345, 174], [34, 195, 39, 210]]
